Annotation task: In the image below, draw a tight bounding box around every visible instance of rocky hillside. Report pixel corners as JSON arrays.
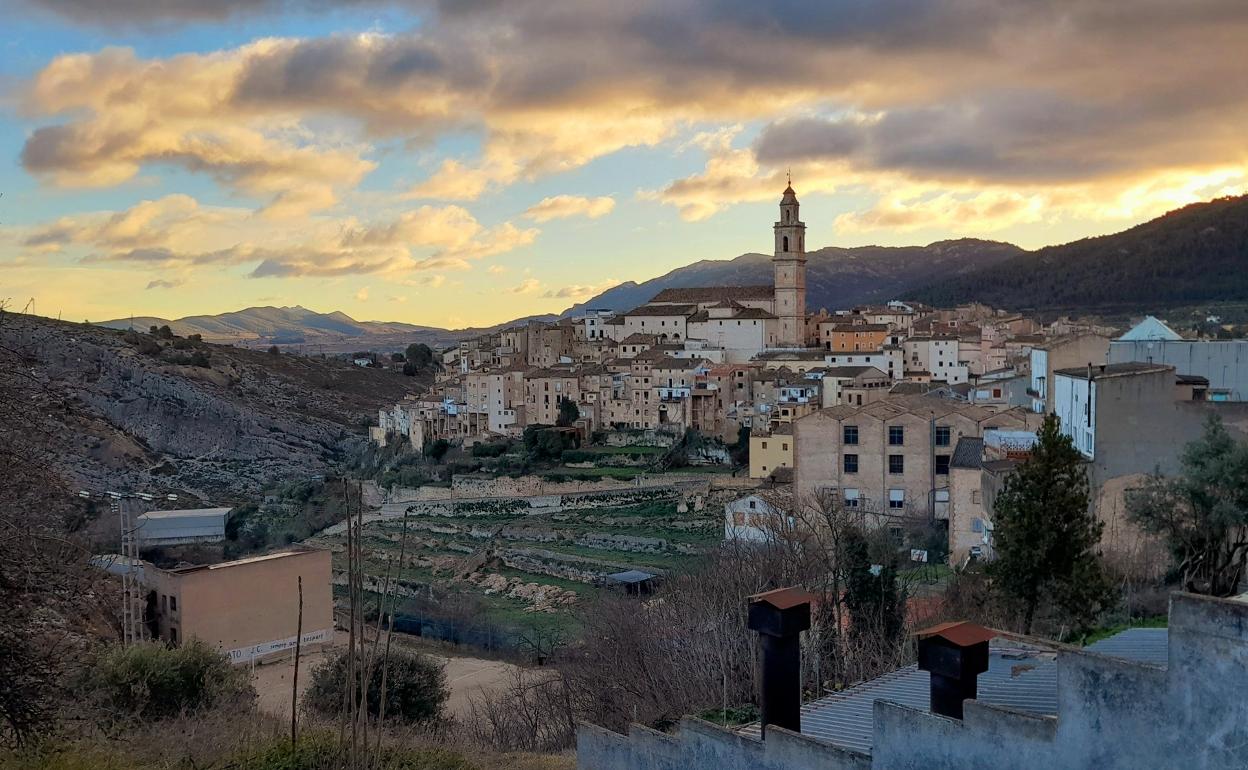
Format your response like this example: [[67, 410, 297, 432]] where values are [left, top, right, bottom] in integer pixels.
[[908, 195, 1248, 312], [1, 312, 423, 504], [560, 238, 1025, 315]]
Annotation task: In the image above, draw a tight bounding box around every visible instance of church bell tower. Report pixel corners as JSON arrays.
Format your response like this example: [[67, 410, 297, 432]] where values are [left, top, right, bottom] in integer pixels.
[[773, 176, 807, 348]]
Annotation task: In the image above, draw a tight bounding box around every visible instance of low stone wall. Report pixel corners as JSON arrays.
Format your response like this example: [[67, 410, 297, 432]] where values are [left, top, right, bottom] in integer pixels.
[[602, 430, 679, 448]]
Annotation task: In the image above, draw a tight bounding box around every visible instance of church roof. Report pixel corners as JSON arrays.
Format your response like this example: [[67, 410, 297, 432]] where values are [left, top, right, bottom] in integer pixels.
[[650, 286, 775, 303]]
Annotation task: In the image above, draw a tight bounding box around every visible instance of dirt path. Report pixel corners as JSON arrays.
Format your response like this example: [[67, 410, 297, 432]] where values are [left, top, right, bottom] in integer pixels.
[[252, 631, 519, 720]]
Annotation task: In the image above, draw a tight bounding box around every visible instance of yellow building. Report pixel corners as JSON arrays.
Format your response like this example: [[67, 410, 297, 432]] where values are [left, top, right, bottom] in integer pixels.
[[147, 548, 334, 664], [750, 424, 794, 479]]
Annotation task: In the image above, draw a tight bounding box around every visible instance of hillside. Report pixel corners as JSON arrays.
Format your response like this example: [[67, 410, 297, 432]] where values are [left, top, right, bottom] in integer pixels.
[[908, 195, 1248, 312], [0, 312, 424, 504], [99, 305, 476, 350], [563, 239, 1024, 315]]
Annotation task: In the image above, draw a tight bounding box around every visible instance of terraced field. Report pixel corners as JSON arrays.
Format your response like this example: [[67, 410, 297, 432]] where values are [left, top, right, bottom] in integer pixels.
[[308, 490, 724, 645]]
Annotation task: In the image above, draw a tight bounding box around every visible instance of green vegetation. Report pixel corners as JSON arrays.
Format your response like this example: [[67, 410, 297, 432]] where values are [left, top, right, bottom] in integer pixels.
[[303, 648, 448, 724], [695, 704, 760, 728], [83, 640, 253, 721], [912, 193, 1248, 312], [990, 414, 1115, 634], [1071, 615, 1169, 648], [1127, 414, 1248, 596]]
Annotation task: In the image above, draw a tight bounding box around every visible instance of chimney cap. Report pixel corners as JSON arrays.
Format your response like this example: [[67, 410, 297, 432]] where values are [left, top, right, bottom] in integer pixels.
[[749, 586, 816, 610], [914, 620, 996, 647]]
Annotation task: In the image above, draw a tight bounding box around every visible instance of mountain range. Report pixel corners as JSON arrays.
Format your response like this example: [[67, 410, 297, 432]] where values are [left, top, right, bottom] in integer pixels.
[[99, 194, 1248, 347]]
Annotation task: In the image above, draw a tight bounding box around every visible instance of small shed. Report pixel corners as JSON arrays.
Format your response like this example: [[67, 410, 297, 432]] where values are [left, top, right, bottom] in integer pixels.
[[605, 569, 660, 596], [136, 507, 231, 546]]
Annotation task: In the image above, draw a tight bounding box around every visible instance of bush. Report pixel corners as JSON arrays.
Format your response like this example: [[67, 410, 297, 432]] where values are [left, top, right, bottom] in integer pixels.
[[85, 640, 253, 721], [302, 648, 448, 724], [471, 441, 511, 458], [559, 449, 595, 464], [423, 439, 451, 462]]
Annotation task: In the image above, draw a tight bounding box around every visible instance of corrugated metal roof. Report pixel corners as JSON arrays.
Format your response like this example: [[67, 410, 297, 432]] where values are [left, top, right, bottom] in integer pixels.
[[1085, 627, 1169, 666], [739, 627, 1168, 755]]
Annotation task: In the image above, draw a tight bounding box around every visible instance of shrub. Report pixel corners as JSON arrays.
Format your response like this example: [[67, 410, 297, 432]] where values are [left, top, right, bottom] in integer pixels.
[[85, 640, 253, 721], [559, 449, 595, 464], [423, 439, 451, 462], [471, 441, 510, 458], [302, 648, 448, 724]]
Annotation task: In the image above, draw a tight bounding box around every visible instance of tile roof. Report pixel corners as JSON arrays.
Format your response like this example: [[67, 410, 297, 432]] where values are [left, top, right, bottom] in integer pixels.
[[650, 285, 775, 303], [624, 304, 698, 317], [951, 436, 984, 469]]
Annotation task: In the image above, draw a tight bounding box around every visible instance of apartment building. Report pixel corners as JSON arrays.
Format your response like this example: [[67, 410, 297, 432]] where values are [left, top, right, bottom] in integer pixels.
[[1027, 332, 1111, 413], [750, 424, 793, 478], [818, 322, 891, 352], [792, 395, 1037, 522], [903, 335, 969, 384]]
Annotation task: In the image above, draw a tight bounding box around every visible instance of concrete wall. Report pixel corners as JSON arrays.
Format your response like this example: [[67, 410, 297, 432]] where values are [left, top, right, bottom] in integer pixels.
[[1110, 339, 1248, 400], [579, 594, 1248, 770], [151, 548, 333, 663]]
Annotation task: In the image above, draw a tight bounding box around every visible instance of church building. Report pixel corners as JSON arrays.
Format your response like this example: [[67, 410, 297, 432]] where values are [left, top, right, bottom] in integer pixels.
[[617, 181, 812, 360]]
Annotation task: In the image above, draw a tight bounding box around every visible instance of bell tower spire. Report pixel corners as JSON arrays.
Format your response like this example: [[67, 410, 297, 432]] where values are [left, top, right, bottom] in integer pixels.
[[773, 178, 807, 348]]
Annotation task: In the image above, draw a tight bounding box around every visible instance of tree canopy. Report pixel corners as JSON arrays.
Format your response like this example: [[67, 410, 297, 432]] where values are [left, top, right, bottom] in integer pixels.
[[989, 414, 1113, 634], [1127, 415, 1248, 596]]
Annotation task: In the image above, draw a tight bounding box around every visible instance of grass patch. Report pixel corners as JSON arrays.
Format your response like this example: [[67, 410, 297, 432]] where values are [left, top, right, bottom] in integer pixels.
[[1072, 615, 1168, 647]]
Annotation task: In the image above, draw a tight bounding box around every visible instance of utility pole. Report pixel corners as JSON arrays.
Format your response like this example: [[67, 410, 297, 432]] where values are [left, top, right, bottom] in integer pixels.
[[80, 488, 180, 645]]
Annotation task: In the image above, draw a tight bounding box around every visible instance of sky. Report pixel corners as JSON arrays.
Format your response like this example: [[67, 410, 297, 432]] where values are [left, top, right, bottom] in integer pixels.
[[1, 1, 1246, 329]]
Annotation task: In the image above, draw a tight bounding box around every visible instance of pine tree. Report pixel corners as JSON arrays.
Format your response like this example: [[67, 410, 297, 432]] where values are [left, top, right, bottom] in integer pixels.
[[843, 528, 906, 676], [1127, 415, 1248, 596], [990, 414, 1112, 634]]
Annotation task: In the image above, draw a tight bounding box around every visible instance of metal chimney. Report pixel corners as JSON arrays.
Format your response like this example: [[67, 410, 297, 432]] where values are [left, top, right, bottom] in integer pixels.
[[915, 621, 995, 719], [747, 587, 813, 737]]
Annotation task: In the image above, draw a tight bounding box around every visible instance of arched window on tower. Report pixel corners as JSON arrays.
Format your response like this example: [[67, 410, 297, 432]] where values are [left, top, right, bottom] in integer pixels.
[[782, 236, 789, 252], [784, 211, 790, 223], [799, 236, 803, 251]]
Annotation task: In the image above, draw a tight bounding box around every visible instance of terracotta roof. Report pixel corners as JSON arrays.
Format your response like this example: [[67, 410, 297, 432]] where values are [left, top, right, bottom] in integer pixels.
[[749, 586, 814, 610], [915, 620, 997, 647], [650, 285, 775, 303], [625, 304, 697, 317]]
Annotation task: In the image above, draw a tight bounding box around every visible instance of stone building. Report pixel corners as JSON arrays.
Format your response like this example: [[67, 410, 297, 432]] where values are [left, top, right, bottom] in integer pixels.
[[792, 395, 1038, 522]]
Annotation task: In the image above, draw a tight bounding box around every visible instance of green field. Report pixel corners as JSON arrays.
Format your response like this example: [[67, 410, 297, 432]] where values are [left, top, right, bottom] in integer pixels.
[[311, 493, 722, 646]]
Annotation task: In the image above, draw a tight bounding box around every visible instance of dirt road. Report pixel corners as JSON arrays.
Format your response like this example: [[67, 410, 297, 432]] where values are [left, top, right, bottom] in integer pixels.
[[252, 631, 519, 719]]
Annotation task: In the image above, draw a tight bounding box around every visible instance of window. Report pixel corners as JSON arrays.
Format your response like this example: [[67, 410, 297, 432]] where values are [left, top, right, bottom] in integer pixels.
[[169, 627, 177, 645], [782, 443, 789, 451], [972, 489, 983, 504], [170, 596, 177, 612], [748, 499, 756, 510], [844, 488, 860, 508], [783, 235, 789, 251], [761, 441, 768, 449], [888, 426, 904, 445], [972, 517, 984, 533], [888, 489, 905, 509], [843, 453, 858, 473], [935, 455, 950, 475], [843, 425, 859, 445], [935, 426, 951, 447], [889, 454, 904, 474]]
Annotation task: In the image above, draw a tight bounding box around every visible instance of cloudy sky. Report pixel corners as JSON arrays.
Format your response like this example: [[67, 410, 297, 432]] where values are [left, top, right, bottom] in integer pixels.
[[2, 1, 1246, 328]]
